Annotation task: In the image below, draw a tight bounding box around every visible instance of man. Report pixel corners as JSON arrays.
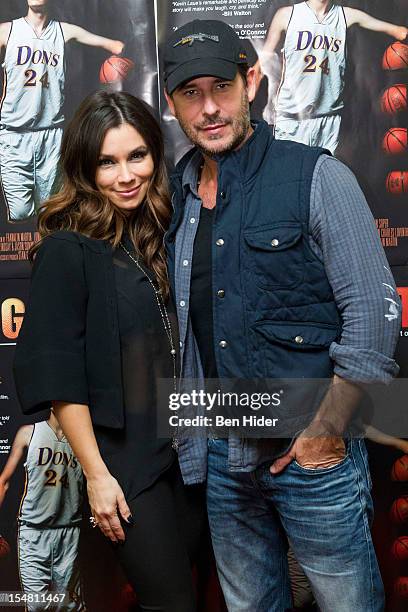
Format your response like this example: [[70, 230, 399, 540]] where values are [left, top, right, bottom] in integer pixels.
[[163, 18, 400, 611], [0, 0, 124, 221], [0, 410, 84, 611], [256, 0, 408, 152]]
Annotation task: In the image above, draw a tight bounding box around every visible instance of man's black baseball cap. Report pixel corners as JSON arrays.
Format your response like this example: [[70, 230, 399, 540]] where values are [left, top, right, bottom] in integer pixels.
[[163, 20, 248, 94]]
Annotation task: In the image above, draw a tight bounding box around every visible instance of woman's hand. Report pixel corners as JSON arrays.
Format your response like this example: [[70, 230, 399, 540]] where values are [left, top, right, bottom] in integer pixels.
[[51, 403, 133, 543], [87, 473, 132, 543]]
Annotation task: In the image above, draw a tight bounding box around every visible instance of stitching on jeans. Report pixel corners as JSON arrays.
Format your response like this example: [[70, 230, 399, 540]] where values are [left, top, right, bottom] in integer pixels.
[[350, 439, 375, 610]]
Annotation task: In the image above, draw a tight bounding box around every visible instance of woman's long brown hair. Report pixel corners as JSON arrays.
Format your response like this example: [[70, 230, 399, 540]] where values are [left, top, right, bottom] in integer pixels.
[[32, 91, 172, 299]]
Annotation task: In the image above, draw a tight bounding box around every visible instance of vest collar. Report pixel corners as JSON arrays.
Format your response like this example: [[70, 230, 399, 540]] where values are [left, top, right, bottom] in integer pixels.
[[214, 119, 273, 182]]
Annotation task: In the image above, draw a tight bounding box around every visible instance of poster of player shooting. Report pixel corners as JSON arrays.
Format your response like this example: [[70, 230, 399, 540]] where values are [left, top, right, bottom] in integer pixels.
[[1, 1, 408, 611]]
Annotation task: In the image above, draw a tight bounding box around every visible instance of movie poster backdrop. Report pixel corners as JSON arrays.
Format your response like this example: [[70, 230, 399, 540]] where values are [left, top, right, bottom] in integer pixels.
[[1, 1, 408, 610], [157, 0, 408, 265]]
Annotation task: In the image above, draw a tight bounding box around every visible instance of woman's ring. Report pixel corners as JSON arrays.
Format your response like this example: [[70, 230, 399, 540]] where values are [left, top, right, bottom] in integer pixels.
[[89, 516, 98, 528]]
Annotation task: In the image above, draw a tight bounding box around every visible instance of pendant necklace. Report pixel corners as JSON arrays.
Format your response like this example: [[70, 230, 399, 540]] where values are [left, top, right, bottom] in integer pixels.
[[118, 241, 177, 393]]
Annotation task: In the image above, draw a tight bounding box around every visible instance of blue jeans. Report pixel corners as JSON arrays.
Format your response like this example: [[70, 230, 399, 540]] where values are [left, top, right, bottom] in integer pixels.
[[206, 438, 384, 612]]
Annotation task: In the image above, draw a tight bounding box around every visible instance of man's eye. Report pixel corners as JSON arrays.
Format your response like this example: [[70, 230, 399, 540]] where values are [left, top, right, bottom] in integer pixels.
[[184, 89, 197, 97], [216, 82, 230, 90]]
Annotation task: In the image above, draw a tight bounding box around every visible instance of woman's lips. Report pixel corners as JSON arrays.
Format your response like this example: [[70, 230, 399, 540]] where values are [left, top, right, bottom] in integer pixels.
[[115, 185, 141, 198]]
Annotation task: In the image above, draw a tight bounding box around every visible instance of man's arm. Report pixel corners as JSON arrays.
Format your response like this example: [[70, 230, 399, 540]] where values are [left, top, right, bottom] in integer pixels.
[[272, 156, 401, 473], [254, 6, 292, 90], [61, 23, 124, 55], [0, 22, 12, 51], [0, 425, 33, 507], [344, 7, 408, 41]]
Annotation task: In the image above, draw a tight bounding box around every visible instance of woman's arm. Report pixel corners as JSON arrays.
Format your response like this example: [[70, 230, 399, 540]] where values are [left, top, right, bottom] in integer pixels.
[[14, 235, 131, 542], [53, 402, 132, 543]]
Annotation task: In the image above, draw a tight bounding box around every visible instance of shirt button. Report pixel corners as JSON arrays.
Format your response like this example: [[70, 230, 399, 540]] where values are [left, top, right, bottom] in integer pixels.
[[271, 239, 279, 247], [219, 340, 228, 348], [294, 336, 304, 344], [183, 259, 189, 266], [217, 289, 225, 298], [220, 191, 226, 199], [180, 300, 186, 307], [190, 217, 196, 224], [216, 238, 224, 246]]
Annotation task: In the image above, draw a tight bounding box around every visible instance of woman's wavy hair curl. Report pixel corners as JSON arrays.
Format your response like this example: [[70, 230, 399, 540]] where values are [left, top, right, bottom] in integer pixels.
[[32, 91, 171, 299]]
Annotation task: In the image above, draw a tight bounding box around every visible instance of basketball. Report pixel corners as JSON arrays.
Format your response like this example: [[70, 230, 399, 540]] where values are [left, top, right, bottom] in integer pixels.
[[386, 171, 408, 195], [99, 56, 135, 84], [381, 85, 408, 114], [390, 496, 408, 524], [392, 537, 408, 561], [383, 42, 408, 71], [395, 577, 408, 598], [0, 535, 10, 558], [392, 454, 408, 478], [382, 128, 408, 155]]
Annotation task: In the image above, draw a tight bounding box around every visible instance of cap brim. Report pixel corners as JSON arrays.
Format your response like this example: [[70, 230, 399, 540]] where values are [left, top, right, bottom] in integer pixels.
[[165, 58, 238, 94]]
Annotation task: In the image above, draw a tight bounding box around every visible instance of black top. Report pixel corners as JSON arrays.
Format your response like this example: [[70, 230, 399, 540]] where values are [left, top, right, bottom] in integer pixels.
[[94, 236, 177, 499], [190, 207, 219, 379], [13, 231, 176, 501]]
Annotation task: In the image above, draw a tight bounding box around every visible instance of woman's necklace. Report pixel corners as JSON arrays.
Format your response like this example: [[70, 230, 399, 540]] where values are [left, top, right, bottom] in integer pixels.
[[118, 241, 177, 393]]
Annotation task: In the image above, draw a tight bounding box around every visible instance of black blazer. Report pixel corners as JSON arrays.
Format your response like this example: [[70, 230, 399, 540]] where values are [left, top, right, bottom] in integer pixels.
[[13, 231, 124, 429]]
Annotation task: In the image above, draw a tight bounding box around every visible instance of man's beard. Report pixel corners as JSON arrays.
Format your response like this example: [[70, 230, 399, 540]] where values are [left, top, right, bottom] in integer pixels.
[[175, 89, 251, 157]]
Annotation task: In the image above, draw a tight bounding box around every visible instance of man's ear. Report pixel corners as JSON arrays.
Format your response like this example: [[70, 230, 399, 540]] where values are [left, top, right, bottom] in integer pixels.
[[164, 89, 176, 117], [246, 66, 257, 103]]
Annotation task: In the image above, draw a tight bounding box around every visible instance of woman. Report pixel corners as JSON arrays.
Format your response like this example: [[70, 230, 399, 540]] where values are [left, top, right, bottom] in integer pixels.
[[13, 91, 205, 612]]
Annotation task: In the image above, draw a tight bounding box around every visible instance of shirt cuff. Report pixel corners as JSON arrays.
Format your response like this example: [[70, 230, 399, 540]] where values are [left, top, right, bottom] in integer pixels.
[[330, 342, 400, 384]]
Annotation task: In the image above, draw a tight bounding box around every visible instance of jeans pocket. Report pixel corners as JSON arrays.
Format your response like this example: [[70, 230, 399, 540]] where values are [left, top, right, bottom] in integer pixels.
[[292, 453, 350, 474]]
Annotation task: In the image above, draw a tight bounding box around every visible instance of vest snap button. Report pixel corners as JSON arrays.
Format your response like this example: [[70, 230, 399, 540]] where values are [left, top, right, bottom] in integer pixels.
[[219, 340, 228, 348], [294, 335, 304, 344], [271, 239, 279, 247]]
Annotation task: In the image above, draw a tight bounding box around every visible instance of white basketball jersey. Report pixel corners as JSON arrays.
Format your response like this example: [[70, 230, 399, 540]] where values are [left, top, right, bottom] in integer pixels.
[[19, 422, 83, 528], [275, 2, 347, 119], [1, 18, 65, 129]]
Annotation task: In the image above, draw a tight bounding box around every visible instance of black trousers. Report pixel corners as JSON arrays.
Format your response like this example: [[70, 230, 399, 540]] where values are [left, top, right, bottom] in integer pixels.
[[114, 462, 206, 612]]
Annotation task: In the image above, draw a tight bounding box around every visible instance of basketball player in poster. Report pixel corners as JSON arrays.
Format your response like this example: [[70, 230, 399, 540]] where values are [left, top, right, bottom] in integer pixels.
[[257, 0, 408, 152], [0, 410, 84, 611], [0, 0, 124, 222]]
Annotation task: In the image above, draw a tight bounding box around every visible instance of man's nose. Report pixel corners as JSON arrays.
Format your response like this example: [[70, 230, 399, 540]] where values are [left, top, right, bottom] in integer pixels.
[[202, 94, 220, 117]]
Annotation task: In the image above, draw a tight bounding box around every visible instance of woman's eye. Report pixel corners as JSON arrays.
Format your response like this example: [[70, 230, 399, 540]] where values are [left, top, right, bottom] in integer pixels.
[[131, 151, 146, 161], [98, 158, 113, 166]]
